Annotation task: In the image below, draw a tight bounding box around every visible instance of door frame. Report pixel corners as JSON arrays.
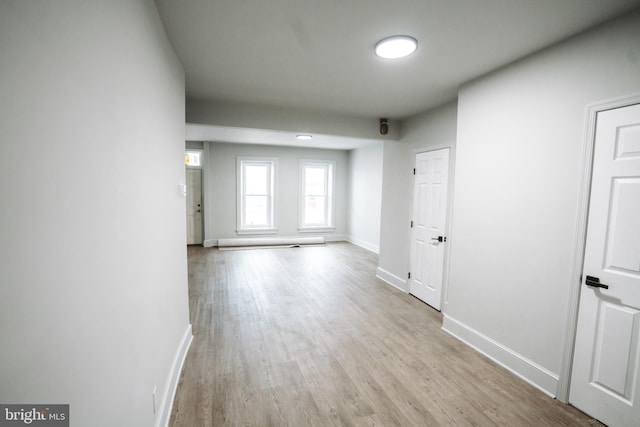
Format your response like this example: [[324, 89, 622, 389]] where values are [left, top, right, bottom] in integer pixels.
[[409, 143, 456, 313], [185, 146, 206, 246], [557, 91, 640, 402]]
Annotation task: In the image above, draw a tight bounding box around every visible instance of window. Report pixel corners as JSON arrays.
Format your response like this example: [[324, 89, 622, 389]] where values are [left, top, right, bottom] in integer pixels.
[[299, 160, 335, 231], [185, 150, 202, 167], [237, 157, 276, 234]]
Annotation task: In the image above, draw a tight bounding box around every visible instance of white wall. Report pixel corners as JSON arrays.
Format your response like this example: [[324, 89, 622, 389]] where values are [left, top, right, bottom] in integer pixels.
[[204, 142, 349, 244], [347, 144, 384, 253], [444, 10, 640, 395], [377, 102, 458, 290], [0, 1, 190, 426]]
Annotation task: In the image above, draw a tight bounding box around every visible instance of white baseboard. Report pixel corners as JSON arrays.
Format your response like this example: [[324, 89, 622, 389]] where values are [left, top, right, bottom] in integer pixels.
[[218, 236, 324, 248], [206, 235, 347, 248], [320, 234, 347, 242], [346, 236, 379, 254], [442, 315, 558, 397], [156, 324, 193, 427], [376, 267, 408, 292]]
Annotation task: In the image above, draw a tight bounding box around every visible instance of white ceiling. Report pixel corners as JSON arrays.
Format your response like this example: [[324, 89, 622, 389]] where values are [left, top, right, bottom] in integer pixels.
[[156, 0, 639, 119], [156, 0, 640, 148]]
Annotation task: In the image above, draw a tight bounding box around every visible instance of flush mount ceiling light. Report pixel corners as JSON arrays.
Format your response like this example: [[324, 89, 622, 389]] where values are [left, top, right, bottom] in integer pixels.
[[374, 35, 418, 59], [296, 134, 313, 140]]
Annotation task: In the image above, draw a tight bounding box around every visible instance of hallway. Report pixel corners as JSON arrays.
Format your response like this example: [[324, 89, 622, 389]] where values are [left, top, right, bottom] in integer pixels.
[[170, 243, 599, 426]]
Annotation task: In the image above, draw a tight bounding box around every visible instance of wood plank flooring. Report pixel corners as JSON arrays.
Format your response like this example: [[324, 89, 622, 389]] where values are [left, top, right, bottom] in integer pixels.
[[170, 242, 601, 426]]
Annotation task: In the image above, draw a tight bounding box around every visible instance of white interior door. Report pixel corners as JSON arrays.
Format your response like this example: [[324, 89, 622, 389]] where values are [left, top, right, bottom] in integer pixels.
[[186, 168, 203, 245], [409, 148, 449, 310], [570, 103, 640, 426]]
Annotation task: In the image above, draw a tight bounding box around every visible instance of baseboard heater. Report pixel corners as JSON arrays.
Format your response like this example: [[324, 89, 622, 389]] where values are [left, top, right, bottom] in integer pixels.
[[217, 236, 325, 250]]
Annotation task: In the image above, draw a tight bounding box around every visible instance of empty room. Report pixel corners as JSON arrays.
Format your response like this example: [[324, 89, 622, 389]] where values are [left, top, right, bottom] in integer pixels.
[[1, 1, 640, 426]]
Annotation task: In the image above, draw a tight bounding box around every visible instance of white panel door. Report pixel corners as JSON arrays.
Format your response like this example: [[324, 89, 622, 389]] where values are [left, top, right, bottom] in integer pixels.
[[409, 148, 449, 310], [570, 103, 640, 427], [186, 168, 203, 245]]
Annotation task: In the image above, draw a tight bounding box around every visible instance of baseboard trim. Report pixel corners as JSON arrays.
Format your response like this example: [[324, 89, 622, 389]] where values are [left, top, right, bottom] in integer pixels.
[[314, 234, 347, 242], [218, 236, 324, 248], [376, 267, 408, 292], [156, 324, 193, 427], [346, 236, 379, 254], [442, 315, 558, 397], [206, 235, 347, 248]]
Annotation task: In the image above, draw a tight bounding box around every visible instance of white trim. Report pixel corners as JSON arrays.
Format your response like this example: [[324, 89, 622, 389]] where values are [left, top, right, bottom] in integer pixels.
[[156, 324, 193, 427], [298, 226, 336, 233], [323, 234, 347, 242], [442, 315, 558, 397], [347, 235, 379, 254], [557, 91, 640, 403], [218, 236, 324, 248], [208, 234, 347, 247], [411, 142, 453, 155], [236, 228, 278, 235], [376, 267, 408, 292]]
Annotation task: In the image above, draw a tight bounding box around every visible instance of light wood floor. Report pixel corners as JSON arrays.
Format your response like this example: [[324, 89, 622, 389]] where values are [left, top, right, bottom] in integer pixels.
[[170, 242, 600, 426]]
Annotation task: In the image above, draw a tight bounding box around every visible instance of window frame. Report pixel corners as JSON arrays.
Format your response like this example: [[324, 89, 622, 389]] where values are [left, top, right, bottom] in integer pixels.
[[298, 159, 336, 232], [236, 156, 277, 235]]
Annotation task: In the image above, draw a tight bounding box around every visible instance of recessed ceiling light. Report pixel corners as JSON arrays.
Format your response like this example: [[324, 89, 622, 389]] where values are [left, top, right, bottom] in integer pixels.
[[296, 134, 313, 140], [375, 35, 418, 59]]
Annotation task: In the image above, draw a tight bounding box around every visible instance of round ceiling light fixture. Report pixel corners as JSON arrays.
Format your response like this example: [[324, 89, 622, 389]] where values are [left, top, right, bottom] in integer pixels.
[[296, 134, 313, 140], [374, 35, 418, 59]]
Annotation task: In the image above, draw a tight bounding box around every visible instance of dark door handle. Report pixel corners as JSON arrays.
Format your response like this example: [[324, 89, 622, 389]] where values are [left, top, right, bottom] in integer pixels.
[[585, 275, 609, 289], [431, 236, 447, 242]]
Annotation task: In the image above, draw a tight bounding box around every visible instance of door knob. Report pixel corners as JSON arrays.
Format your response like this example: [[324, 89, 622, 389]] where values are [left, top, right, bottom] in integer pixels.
[[585, 275, 608, 289], [431, 236, 446, 242]]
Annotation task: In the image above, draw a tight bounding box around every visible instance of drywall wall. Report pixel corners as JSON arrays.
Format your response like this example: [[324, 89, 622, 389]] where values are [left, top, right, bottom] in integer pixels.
[[444, 9, 640, 395], [204, 142, 349, 244], [187, 99, 400, 141], [0, 1, 190, 426], [348, 144, 384, 253], [377, 102, 458, 290]]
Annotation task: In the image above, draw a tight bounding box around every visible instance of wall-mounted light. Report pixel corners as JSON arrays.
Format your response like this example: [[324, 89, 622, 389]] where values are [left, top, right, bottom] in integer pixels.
[[375, 35, 418, 59], [379, 118, 388, 135], [296, 134, 313, 140]]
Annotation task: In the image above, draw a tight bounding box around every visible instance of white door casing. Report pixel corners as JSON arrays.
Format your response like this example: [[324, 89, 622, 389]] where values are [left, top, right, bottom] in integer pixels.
[[409, 148, 449, 310], [186, 168, 203, 245], [570, 103, 640, 426]]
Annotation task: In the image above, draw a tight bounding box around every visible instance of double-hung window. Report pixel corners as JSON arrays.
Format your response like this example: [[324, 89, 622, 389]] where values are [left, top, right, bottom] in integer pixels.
[[299, 159, 335, 231], [237, 157, 277, 234]]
